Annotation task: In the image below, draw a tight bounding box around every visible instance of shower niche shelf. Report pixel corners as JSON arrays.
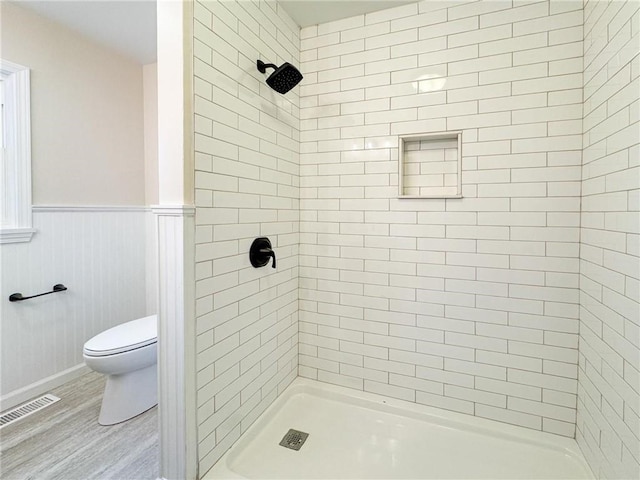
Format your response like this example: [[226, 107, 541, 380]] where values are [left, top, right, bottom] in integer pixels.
[[398, 131, 462, 199]]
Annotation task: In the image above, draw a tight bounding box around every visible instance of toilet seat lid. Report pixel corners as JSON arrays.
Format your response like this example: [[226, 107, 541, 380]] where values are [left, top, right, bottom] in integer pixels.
[[84, 314, 157, 356]]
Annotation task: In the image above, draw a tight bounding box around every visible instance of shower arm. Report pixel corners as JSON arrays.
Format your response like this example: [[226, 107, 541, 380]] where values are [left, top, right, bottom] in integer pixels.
[[257, 60, 278, 73]]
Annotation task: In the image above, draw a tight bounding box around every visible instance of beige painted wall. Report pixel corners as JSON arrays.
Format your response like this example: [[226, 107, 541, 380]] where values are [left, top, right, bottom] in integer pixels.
[[1, 2, 145, 205], [143, 63, 158, 206]]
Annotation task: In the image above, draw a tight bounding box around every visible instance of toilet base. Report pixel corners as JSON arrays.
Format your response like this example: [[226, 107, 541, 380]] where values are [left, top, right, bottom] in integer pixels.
[[99, 364, 157, 425]]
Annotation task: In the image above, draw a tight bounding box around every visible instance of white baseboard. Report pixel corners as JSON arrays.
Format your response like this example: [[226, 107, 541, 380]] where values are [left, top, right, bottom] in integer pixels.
[[0, 363, 90, 412]]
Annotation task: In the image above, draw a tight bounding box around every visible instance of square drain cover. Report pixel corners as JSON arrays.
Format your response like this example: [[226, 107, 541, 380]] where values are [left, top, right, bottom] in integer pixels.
[[279, 428, 309, 451]]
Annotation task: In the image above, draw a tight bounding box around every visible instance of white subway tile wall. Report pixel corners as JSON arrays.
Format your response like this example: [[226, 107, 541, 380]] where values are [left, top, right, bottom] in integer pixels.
[[193, 0, 300, 473], [577, 1, 640, 479], [299, 0, 585, 438], [190, 1, 639, 478]]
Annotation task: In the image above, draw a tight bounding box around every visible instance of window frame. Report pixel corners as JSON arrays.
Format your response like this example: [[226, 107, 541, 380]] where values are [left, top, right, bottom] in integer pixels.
[[1, 59, 35, 244]]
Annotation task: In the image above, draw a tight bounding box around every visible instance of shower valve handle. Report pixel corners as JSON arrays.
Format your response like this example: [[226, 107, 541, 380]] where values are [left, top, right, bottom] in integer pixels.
[[260, 248, 276, 269], [250, 237, 276, 269]]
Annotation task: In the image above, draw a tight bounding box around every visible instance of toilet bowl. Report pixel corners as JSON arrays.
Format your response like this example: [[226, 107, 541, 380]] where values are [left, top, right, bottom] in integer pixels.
[[83, 314, 158, 425]]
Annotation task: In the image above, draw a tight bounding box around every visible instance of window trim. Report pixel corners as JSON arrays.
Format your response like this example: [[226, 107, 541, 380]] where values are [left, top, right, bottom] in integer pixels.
[[1, 59, 35, 244]]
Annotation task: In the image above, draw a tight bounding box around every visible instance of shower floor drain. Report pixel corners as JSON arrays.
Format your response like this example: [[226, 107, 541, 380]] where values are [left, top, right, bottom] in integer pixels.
[[279, 428, 309, 451]]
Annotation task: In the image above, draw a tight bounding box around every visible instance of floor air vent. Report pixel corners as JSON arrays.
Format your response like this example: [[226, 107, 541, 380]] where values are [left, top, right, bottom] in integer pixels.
[[0, 394, 60, 429], [279, 428, 309, 451]]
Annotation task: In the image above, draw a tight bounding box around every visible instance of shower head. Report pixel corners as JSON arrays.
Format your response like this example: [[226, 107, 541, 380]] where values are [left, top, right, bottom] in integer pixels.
[[257, 59, 303, 94]]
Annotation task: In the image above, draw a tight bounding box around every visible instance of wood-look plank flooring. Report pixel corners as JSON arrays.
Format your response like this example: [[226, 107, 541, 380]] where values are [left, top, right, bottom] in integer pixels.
[[0, 372, 158, 480]]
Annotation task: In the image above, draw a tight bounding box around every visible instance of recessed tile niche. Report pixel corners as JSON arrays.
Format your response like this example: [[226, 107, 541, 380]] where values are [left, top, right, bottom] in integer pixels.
[[398, 132, 462, 199]]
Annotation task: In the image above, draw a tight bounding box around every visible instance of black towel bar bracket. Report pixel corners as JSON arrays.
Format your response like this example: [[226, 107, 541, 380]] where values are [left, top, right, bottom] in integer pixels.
[[9, 284, 67, 302]]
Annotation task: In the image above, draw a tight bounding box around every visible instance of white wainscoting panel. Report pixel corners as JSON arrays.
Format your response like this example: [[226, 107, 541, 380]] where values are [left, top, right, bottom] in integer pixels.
[[154, 205, 197, 480], [0, 206, 153, 409]]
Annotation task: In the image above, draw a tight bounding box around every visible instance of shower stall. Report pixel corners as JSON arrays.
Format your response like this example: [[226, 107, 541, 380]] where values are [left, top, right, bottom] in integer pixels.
[[155, 0, 638, 478]]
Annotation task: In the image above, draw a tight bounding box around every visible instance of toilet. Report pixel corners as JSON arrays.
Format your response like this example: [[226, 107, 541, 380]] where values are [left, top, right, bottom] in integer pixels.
[[83, 314, 158, 425]]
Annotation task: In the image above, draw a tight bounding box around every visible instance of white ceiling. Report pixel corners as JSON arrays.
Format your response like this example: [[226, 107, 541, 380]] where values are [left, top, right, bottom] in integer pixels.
[[280, 1, 417, 27], [13, 0, 418, 65]]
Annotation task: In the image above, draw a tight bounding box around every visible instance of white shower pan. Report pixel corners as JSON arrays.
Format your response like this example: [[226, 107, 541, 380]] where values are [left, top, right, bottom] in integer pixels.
[[204, 378, 593, 479]]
